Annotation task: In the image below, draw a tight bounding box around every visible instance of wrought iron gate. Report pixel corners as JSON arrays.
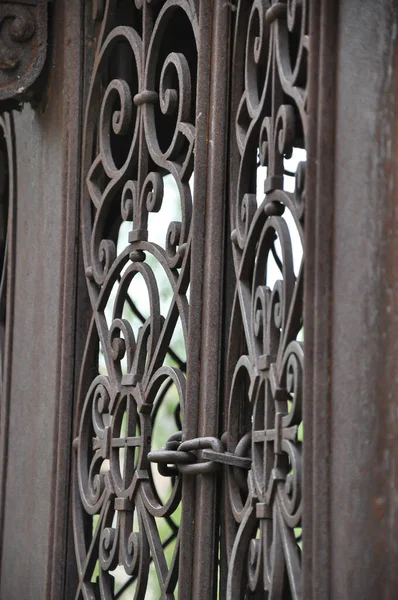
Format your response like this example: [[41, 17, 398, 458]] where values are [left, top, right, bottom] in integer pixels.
[[3, 1, 398, 599], [71, 1, 305, 597]]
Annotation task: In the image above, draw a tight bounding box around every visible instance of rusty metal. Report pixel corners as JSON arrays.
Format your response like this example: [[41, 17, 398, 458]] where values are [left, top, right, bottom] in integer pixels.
[[315, 1, 398, 598], [149, 435, 224, 475], [73, 1, 205, 597], [72, 0, 307, 597], [149, 433, 251, 475], [0, 1, 48, 108], [222, 0, 308, 597], [0, 2, 84, 597], [3, 0, 398, 598], [302, 0, 337, 597]]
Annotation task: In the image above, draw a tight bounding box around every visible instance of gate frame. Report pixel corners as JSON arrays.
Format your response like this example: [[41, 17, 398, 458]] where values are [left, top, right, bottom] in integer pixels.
[[1, 1, 398, 598]]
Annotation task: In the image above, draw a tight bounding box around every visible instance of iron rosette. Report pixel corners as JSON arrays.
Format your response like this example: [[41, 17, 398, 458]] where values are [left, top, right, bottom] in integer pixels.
[[225, 1, 307, 598], [73, 1, 198, 597], [0, 1, 48, 108]]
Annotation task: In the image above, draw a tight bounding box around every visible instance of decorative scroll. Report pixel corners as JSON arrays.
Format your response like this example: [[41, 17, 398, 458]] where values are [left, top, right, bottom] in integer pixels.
[[73, 1, 198, 597], [225, 1, 307, 598], [0, 1, 48, 107]]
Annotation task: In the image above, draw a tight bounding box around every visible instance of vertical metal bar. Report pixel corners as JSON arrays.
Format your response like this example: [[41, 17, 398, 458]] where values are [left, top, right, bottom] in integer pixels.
[[177, 0, 212, 596], [0, 112, 16, 574], [304, 0, 339, 598], [190, 1, 231, 598], [45, 0, 84, 596], [329, 1, 398, 597]]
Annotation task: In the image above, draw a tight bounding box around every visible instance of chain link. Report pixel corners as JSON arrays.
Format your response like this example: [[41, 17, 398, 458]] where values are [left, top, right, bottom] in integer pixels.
[[148, 432, 252, 476]]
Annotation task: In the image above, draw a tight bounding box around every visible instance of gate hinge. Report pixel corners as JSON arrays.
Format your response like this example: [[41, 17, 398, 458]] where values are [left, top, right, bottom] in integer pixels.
[[0, 0, 49, 109], [148, 432, 251, 476]]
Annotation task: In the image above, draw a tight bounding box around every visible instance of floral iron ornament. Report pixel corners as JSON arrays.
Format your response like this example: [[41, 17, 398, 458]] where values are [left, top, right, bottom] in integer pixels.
[[73, 0, 199, 597], [224, 0, 307, 598], [0, 1, 48, 108], [73, 0, 307, 597]]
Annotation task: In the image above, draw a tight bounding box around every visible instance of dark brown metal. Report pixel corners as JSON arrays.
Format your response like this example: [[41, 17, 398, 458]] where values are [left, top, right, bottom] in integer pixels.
[[327, 1, 398, 598], [73, 0, 307, 597], [0, 2, 84, 597], [149, 432, 252, 474], [303, 0, 338, 598], [223, 0, 308, 597], [73, 1, 209, 597], [0, 0, 48, 108], [187, 0, 230, 596], [4, 0, 398, 598]]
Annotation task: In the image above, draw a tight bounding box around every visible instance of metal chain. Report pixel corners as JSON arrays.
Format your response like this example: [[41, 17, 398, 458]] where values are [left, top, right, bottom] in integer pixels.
[[148, 432, 252, 477]]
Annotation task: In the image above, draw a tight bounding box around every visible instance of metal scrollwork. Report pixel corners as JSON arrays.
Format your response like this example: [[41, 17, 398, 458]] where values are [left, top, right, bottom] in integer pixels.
[[225, 1, 307, 597], [74, 0, 307, 596], [73, 1, 198, 597], [0, 1, 48, 107]]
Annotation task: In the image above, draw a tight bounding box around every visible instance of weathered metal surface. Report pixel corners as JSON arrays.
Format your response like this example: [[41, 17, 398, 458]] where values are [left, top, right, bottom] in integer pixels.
[[303, 0, 398, 598], [0, 111, 16, 575], [0, 0, 48, 108], [0, 1, 83, 598], [73, 0, 306, 597], [0, 109, 63, 600], [0, 112, 14, 409], [303, 0, 338, 598], [329, 1, 398, 597], [1, 0, 398, 598], [222, 1, 308, 597], [73, 1, 211, 597]]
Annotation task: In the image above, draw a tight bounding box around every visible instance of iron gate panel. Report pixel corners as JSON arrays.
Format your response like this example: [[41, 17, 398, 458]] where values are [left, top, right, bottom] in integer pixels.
[[1, 1, 398, 598], [72, 1, 307, 598], [222, 1, 306, 597], [73, 1, 211, 597]]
